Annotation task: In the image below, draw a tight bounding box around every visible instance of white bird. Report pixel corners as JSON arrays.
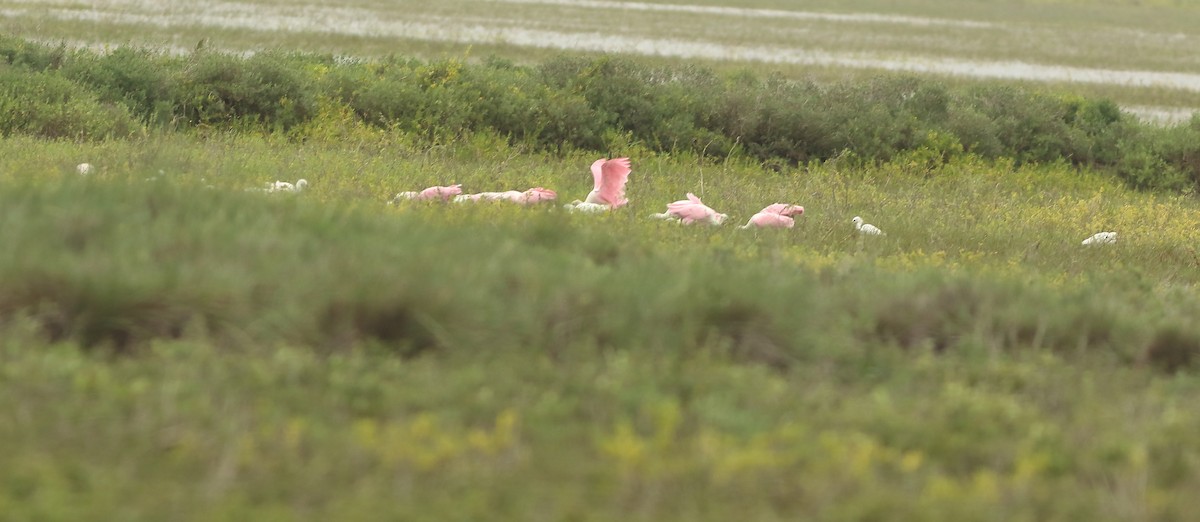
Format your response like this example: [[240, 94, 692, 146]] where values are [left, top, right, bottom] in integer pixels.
[[1081, 231, 1117, 245], [265, 179, 308, 193], [852, 216, 884, 236], [76, 163, 94, 176]]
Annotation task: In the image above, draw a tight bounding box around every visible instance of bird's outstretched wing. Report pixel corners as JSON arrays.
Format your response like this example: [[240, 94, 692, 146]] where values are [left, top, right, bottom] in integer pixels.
[[590, 158, 632, 207], [761, 203, 804, 216], [665, 193, 717, 222], [667, 194, 697, 215]]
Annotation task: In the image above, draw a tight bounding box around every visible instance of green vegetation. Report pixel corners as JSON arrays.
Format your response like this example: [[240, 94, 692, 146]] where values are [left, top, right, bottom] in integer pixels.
[[2, 122, 1200, 518], [3, 36, 1200, 192], [6, 0, 1200, 129], [1, 11, 1200, 517]]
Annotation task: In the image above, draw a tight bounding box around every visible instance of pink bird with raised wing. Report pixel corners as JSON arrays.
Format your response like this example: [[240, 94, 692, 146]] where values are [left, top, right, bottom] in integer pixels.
[[650, 193, 728, 225], [391, 184, 462, 203], [739, 203, 805, 229], [564, 157, 632, 212], [586, 157, 632, 206]]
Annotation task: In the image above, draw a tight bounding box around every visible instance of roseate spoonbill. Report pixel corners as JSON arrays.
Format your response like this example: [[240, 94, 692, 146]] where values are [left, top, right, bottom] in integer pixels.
[[739, 203, 805, 229], [390, 184, 462, 204], [454, 191, 517, 203], [76, 163, 93, 175], [650, 193, 728, 225], [585, 157, 632, 207], [563, 157, 632, 213], [453, 187, 556, 205], [1081, 231, 1117, 245], [852, 216, 884, 235], [522, 187, 558, 204], [265, 179, 308, 193]]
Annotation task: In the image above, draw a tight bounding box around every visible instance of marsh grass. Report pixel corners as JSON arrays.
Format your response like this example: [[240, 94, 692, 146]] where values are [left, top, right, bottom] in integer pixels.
[[2, 129, 1200, 518], [2, 2, 1200, 516]]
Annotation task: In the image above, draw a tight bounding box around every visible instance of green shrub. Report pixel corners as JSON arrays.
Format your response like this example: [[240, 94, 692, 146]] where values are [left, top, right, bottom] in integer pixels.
[[717, 75, 828, 163], [1056, 96, 1132, 168], [0, 34, 66, 70], [457, 58, 597, 148], [60, 47, 177, 125], [3, 37, 1200, 193], [1154, 119, 1200, 191], [951, 85, 1084, 164], [336, 62, 424, 128], [0, 68, 139, 139], [540, 56, 725, 152], [333, 57, 478, 140], [173, 51, 315, 129], [1110, 119, 1200, 191]]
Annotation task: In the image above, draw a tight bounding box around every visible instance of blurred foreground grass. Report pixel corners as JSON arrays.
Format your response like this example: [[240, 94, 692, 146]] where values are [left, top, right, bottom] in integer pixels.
[[1, 131, 1200, 520]]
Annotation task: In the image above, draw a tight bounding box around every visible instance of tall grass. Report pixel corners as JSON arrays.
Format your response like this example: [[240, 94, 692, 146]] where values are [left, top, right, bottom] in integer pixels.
[[2, 130, 1200, 519]]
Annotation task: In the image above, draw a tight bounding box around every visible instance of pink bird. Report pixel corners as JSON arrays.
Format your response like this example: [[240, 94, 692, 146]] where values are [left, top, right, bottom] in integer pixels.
[[521, 187, 558, 204], [564, 157, 633, 213], [452, 191, 516, 203], [585, 157, 632, 207], [650, 193, 728, 225], [453, 187, 557, 205], [391, 184, 463, 203], [739, 203, 805, 229]]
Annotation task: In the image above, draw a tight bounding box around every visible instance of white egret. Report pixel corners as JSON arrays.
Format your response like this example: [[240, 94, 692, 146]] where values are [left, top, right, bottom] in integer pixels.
[[852, 216, 884, 236]]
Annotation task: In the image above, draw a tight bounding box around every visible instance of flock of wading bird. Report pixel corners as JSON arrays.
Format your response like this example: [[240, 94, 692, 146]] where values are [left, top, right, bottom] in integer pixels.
[[390, 157, 813, 231], [75, 159, 1119, 244]]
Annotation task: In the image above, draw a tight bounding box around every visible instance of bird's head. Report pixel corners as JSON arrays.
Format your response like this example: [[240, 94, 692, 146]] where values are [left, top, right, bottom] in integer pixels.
[[852, 216, 863, 226], [713, 213, 729, 225], [296, 179, 309, 189]]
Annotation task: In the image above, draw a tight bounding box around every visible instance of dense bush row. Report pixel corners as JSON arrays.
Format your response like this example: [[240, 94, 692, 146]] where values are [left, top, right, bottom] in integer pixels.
[[2, 36, 1199, 191]]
